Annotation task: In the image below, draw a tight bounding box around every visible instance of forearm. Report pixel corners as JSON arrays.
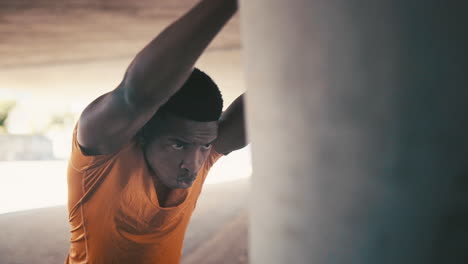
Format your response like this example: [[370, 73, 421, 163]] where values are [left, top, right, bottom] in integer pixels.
[[215, 93, 247, 154], [123, 0, 238, 107]]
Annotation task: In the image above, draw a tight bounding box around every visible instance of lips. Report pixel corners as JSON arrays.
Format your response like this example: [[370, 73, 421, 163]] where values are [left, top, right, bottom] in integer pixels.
[[177, 174, 196, 183], [178, 177, 195, 182], [176, 176, 196, 188]]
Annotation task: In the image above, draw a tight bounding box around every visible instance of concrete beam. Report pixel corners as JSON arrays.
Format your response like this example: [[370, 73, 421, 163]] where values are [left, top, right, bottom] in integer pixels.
[[240, 1, 468, 263]]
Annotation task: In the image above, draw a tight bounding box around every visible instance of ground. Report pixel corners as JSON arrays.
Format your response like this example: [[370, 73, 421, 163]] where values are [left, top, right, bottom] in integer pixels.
[[0, 179, 249, 264]]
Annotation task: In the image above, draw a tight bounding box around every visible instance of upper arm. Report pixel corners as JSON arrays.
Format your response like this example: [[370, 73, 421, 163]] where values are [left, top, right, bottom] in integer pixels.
[[77, 84, 159, 155], [213, 94, 248, 155]]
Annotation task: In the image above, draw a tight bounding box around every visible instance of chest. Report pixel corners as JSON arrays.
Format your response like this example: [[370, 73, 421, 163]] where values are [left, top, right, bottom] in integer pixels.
[[111, 169, 201, 236]]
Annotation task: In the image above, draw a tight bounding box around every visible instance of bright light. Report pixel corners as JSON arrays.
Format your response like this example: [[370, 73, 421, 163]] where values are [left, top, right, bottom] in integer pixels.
[[0, 148, 251, 215]]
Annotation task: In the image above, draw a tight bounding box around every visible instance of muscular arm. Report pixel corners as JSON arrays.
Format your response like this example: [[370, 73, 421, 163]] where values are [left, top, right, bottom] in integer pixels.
[[78, 0, 238, 155], [214, 94, 247, 155]]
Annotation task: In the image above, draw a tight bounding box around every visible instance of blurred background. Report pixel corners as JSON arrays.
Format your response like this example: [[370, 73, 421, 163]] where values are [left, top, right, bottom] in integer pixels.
[[0, 0, 250, 263]]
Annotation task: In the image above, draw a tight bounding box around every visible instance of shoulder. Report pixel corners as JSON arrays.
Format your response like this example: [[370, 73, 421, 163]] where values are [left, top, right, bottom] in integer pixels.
[[70, 122, 140, 172]]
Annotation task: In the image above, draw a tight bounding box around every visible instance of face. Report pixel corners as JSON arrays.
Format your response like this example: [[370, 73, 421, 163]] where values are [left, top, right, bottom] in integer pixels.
[[143, 113, 218, 189]]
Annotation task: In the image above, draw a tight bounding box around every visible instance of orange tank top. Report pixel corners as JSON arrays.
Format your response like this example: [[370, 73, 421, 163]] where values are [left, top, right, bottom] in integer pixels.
[[65, 125, 222, 264]]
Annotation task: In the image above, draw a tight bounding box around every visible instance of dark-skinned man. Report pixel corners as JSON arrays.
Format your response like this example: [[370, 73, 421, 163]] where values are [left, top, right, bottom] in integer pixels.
[[64, 0, 246, 263]]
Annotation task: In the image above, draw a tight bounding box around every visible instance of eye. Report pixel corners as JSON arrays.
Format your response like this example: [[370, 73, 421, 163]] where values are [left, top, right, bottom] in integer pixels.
[[202, 143, 212, 150], [172, 143, 184, 150]]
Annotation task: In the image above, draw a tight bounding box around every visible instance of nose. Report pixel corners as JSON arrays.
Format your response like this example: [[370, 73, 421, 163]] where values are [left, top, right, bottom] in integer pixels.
[[180, 149, 203, 174]]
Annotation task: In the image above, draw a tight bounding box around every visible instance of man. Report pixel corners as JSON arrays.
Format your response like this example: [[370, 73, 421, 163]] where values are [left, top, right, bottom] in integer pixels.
[[65, 0, 245, 263]]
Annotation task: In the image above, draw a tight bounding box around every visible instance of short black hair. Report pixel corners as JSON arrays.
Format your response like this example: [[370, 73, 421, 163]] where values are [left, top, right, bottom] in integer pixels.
[[139, 68, 223, 144], [158, 68, 223, 121]]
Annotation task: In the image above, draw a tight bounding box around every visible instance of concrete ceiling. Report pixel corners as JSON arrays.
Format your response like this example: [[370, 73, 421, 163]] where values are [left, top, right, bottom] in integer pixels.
[[0, 0, 244, 103]]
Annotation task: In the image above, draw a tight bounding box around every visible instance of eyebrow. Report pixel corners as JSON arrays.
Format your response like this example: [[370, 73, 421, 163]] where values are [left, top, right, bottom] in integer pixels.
[[167, 138, 190, 144], [167, 137, 216, 145]]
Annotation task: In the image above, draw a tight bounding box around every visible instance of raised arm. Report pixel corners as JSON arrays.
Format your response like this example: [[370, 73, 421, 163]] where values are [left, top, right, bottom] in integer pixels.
[[78, 0, 238, 155], [214, 93, 247, 155]]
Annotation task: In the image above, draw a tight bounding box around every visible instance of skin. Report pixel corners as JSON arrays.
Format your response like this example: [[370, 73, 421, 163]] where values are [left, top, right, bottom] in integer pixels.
[[76, 0, 246, 204], [78, 0, 239, 157], [143, 113, 219, 190]]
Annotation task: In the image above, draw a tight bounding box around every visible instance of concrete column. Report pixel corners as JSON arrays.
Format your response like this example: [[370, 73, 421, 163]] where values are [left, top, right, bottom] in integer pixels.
[[240, 1, 468, 263]]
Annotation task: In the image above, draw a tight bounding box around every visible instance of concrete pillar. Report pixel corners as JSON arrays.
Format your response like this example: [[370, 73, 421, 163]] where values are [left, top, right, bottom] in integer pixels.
[[240, 1, 468, 263]]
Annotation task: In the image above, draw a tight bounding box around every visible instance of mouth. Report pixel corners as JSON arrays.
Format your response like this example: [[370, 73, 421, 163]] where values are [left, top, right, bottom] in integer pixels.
[[177, 175, 196, 187]]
